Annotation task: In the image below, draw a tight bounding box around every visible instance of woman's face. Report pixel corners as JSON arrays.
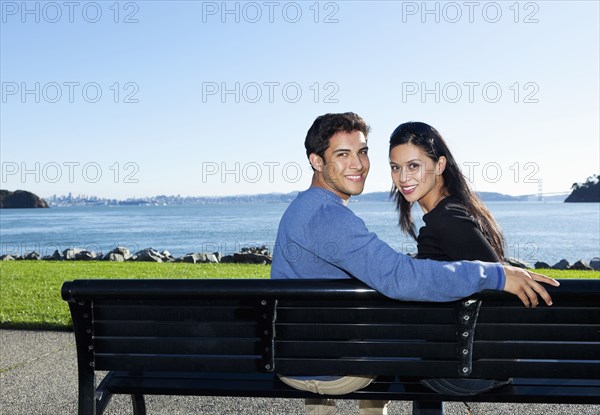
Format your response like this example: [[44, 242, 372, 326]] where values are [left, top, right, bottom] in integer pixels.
[[389, 143, 446, 208]]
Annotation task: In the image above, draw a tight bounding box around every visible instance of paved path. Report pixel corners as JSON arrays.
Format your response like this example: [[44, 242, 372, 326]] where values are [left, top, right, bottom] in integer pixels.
[[1, 329, 596, 414]]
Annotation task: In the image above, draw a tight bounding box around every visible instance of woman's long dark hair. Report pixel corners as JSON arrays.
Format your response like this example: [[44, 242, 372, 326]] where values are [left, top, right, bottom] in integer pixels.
[[389, 122, 506, 260]]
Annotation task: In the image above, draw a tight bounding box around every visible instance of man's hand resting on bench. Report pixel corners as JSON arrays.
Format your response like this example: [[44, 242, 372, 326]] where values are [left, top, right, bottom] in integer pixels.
[[502, 266, 560, 307]]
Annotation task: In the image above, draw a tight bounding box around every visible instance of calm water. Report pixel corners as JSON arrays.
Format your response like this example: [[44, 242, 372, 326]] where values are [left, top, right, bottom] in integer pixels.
[[1, 201, 599, 265]]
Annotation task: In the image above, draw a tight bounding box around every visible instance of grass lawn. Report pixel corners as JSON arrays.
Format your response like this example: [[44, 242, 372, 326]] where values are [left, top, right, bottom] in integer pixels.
[[0, 261, 597, 330], [0, 261, 270, 330]]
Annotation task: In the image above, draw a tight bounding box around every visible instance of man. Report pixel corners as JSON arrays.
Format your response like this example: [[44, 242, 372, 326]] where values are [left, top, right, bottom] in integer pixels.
[[271, 112, 558, 415]]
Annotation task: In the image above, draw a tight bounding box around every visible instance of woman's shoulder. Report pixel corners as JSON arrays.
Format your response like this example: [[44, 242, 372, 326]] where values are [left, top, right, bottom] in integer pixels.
[[442, 196, 472, 216], [426, 196, 472, 222]]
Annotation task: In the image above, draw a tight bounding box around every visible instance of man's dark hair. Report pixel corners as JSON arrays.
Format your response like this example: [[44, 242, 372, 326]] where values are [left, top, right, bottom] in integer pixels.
[[304, 112, 371, 165]]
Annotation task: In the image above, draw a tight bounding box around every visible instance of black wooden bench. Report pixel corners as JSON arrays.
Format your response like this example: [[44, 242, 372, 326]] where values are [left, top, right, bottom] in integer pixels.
[[61, 278, 600, 415]]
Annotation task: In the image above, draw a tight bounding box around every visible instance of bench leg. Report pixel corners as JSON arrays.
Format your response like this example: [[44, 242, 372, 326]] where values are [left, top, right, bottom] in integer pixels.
[[412, 401, 444, 415], [131, 394, 146, 415]]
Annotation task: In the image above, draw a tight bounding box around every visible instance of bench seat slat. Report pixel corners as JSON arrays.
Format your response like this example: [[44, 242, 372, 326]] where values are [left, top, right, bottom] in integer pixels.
[[95, 338, 260, 355], [477, 307, 600, 323], [276, 324, 456, 340], [276, 323, 600, 341], [471, 361, 600, 379], [276, 307, 456, 324], [276, 341, 457, 358], [104, 372, 600, 404], [473, 341, 600, 359], [95, 355, 265, 373], [474, 324, 599, 341], [277, 306, 600, 325], [94, 305, 260, 321], [94, 321, 260, 337], [275, 340, 600, 360], [275, 358, 600, 379]]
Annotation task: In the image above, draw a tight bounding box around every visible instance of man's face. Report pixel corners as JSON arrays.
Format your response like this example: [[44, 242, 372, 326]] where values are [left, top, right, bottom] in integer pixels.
[[310, 130, 370, 201]]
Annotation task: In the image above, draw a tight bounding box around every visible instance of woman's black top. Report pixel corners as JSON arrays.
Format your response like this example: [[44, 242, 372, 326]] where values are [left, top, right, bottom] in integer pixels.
[[416, 196, 500, 262], [415, 196, 509, 396]]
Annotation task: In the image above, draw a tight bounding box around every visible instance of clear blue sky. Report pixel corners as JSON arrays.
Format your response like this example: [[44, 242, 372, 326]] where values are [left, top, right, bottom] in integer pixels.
[[1, 1, 598, 198]]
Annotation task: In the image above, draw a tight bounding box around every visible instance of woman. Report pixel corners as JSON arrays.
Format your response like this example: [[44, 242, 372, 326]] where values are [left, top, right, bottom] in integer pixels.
[[388, 121, 511, 398], [389, 121, 504, 263]]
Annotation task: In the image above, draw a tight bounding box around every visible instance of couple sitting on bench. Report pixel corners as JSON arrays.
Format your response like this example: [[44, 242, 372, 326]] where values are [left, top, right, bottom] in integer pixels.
[[270, 112, 559, 414]]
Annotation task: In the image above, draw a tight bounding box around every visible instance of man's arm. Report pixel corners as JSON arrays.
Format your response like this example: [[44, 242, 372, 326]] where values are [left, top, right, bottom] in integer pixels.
[[503, 266, 559, 307], [426, 210, 558, 307], [307, 204, 557, 305]]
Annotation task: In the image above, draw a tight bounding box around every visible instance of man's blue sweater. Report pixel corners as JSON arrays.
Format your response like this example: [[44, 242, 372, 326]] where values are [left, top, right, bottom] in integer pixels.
[[271, 187, 505, 301]]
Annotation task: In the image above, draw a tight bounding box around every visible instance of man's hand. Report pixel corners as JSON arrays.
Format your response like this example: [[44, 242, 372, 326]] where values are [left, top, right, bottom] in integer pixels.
[[502, 266, 560, 307]]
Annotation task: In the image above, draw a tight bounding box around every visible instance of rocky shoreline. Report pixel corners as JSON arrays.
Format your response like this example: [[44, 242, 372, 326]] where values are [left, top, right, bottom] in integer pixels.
[[1, 245, 599, 271], [0, 246, 273, 265]]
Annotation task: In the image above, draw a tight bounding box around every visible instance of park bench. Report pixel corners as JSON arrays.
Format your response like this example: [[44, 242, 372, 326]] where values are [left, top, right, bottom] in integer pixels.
[[61, 278, 600, 415]]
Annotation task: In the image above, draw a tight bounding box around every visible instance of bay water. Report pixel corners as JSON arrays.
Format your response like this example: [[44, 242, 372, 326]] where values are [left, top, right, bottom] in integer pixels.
[[1, 201, 598, 266]]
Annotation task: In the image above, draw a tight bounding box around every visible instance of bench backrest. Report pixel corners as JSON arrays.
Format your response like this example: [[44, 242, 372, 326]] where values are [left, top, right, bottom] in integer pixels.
[[61, 279, 600, 380]]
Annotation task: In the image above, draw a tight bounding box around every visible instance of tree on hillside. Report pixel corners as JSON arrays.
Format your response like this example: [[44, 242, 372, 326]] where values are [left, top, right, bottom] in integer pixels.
[[565, 174, 600, 202]]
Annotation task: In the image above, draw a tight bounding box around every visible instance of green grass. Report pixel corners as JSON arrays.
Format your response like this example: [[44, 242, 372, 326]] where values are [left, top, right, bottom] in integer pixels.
[[0, 261, 270, 330], [0, 262, 597, 330], [531, 269, 600, 279]]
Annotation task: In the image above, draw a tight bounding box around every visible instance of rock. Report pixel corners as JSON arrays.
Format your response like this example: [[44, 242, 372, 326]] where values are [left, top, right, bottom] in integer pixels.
[[220, 255, 234, 263], [234, 252, 272, 265], [220, 246, 272, 265], [161, 250, 175, 261], [180, 253, 202, 264], [205, 253, 219, 263], [75, 250, 98, 261], [551, 259, 570, 270], [590, 257, 600, 271], [62, 248, 98, 260], [534, 261, 551, 269], [131, 248, 164, 262], [240, 245, 271, 256], [570, 260, 592, 271], [23, 251, 42, 260], [63, 248, 84, 260], [42, 250, 63, 261], [0, 189, 49, 208], [105, 252, 125, 262], [179, 252, 220, 264], [504, 257, 530, 269], [103, 247, 132, 261], [1, 255, 15, 261]]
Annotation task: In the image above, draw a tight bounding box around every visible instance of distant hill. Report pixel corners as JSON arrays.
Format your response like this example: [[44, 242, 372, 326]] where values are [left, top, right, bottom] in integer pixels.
[[0, 190, 49, 208], [565, 174, 600, 203]]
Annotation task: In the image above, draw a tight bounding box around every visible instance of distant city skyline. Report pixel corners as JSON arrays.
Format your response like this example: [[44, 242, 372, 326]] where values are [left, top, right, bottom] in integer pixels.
[[2, 1, 598, 198], [41, 188, 570, 207]]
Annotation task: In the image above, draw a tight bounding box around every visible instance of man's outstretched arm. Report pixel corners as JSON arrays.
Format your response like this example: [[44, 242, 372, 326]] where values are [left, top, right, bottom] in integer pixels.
[[502, 266, 560, 307]]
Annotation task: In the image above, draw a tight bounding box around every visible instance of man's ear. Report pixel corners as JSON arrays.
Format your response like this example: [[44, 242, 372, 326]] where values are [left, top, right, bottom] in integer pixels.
[[309, 153, 324, 172], [436, 156, 447, 175]]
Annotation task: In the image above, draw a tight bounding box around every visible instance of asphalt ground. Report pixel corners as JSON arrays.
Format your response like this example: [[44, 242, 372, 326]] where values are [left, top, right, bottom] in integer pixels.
[[1, 329, 597, 415]]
